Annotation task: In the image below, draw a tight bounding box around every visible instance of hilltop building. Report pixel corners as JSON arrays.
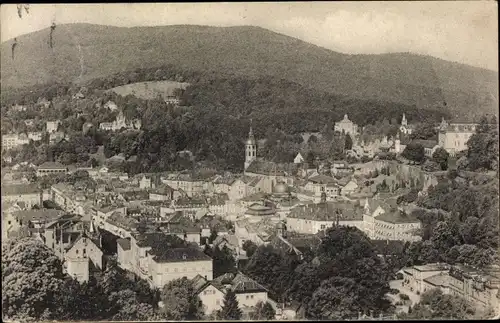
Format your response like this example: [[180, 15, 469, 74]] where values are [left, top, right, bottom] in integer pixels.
[[46, 120, 60, 133], [334, 114, 359, 136], [399, 113, 414, 135], [99, 110, 142, 132], [1, 133, 30, 150], [437, 118, 479, 156]]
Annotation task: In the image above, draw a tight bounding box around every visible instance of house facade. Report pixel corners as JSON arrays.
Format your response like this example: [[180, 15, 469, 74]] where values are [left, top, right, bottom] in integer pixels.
[[438, 120, 479, 156], [334, 114, 359, 136], [118, 232, 213, 289], [64, 235, 103, 283], [1, 184, 42, 209], [37, 162, 68, 176], [195, 272, 269, 315]]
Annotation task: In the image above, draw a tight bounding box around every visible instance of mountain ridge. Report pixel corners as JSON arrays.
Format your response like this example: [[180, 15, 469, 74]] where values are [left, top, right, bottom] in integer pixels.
[[1, 23, 498, 119]]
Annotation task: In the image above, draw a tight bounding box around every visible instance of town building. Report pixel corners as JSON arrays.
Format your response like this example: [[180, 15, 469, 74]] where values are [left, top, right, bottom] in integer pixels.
[[46, 120, 61, 133], [303, 174, 340, 202], [334, 114, 359, 136], [27, 131, 43, 141], [49, 131, 68, 144], [294, 152, 304, 164], [363, 199, 421, 242], [401, 263, 500, 313], [2, 208, 64, 241], [411, 139, 440, 158], [286, 202, 364, 235], [1, 133, 30, 150], [117, 232, 213, 288], [1, 184, 42, 209], [99, 110, 142, 131], [104, 100, 119, 111], [244, 126, 257, 170], [399, 113, 414, 135], [36, 162, 68, 176], [437, 119, 479, 156], [149, 185, 176, 201], [195, 272, 269, 316], [64, 234, 104, 283]]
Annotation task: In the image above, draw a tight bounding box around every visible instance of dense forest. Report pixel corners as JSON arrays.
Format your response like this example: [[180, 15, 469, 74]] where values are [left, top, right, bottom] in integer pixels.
[[2, 64, 451, 172]]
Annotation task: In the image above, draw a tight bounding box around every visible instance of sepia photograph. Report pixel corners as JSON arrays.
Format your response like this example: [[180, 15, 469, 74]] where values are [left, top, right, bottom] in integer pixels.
[[1, 2, 499, 321]]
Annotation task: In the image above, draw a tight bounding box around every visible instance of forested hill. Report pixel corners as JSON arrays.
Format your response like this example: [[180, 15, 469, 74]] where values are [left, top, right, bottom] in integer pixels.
[[1, 23, 498, 120]]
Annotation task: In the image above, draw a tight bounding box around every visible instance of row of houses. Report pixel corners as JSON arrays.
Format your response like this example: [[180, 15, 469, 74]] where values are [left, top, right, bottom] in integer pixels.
[[401, 263, 500, 313]]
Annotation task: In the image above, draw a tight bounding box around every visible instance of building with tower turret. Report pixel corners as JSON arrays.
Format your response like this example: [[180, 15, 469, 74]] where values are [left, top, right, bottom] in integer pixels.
[[244, 126, 257, 171], [399, 113, 414, 135], [334, 114, 359, 136]]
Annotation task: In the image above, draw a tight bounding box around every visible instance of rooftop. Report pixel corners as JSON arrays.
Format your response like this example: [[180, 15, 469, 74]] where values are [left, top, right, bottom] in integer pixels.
[[414, 263, 450, 272], [424, 273, 450, 287], [211, 272, 267, 294], [375, 209, 420, 224], [106, 212, 137, 230], [117, 238, 131, 251], [412, 139, 439, 149], [245, 160, 298, 176], [37, 161, 67, 170], [151, 247, 211, 263], [308, 174, 337, 185], [288, 202, 363, 222], [12, 209, 64, 223], [2, 184, 40, 196]]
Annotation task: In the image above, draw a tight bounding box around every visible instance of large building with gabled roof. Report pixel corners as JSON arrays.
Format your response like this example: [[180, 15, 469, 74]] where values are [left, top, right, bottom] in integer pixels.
[[194, 272, 269, 315]]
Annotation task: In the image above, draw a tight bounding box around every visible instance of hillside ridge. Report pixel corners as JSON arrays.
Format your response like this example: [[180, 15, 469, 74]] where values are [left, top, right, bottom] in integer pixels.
[[1, 24, 498, 119]]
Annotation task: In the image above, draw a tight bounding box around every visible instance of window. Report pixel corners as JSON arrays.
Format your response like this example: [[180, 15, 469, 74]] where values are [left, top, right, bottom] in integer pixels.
[[251, 295, 254, 299], [8, 221, 11, 225], [76, 250, 79, 254], [246, 295, 250, 299], [320, 225, 326, 229]]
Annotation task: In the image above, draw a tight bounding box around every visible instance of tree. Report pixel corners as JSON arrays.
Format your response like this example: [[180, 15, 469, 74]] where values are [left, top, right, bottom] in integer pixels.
[[311, 227, 392, 317], [432, 147, 450, 170], [217, 290, 242, 320], [466, 116, 499, 171], [159, 277, 203, 320], [242, 240, 258, 258], [213, 245, 237, 277], [401, 289, 475, 320], [402, 142, 425, 164], [306, 151, 315, 165], [250, 301, 276, 320], [410, 123, 438, 141], [208, 228, 218, 244], [306, 277, 361, 319], [244, 245, 298, 302], [344, 134, 353, 150], [285, 262, 322, 306], [110, 289, 158, 321], [2, 238, 66, 321]]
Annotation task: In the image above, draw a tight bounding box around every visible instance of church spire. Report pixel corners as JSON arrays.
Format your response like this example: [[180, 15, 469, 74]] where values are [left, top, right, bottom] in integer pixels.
[[248, 119, 254, 140]]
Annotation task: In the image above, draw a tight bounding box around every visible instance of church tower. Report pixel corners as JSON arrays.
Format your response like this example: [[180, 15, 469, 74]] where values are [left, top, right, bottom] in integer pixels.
[[401, 113, 408, 127], [244, 125, 256, 170], [395, 131, 401, 153]]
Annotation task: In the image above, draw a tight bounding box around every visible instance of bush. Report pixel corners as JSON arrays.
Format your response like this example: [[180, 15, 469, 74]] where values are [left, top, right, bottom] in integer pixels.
[[399, 293, 410, 301], [389, 288, 399, 295], [396, 273, 404, 280]]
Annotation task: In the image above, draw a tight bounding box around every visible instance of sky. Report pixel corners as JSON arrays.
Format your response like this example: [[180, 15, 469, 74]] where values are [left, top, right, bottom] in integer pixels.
[[1, 2, 498, 71]]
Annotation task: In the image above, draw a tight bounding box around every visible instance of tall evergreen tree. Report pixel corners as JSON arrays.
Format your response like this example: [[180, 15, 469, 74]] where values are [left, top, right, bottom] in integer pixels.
[[218, 290, 242, 320]]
